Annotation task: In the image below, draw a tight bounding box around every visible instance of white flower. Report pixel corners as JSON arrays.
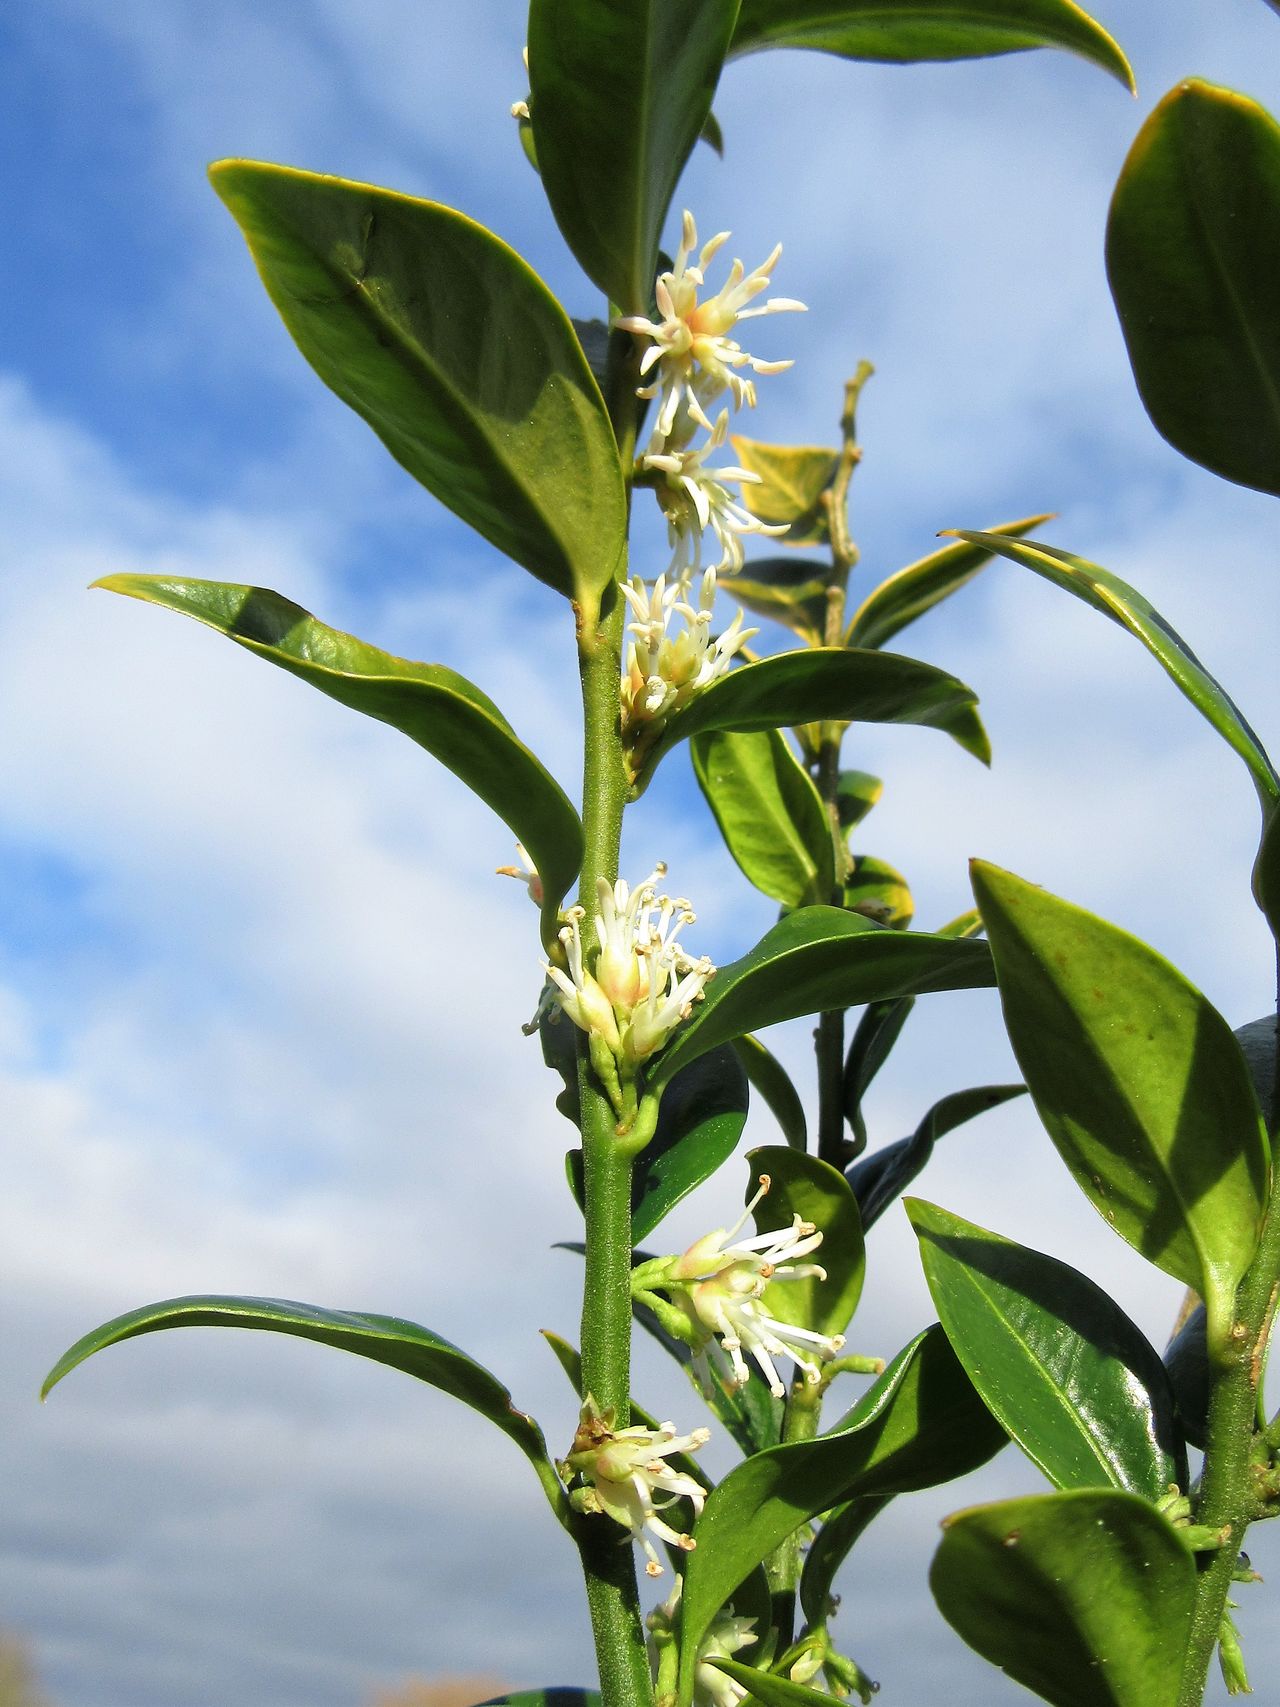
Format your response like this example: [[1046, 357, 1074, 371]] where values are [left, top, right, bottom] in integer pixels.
[[650, 1580, 758, 1707], [621, 567, 756, 754], [648, 1176, 846, 1398], [561, 1398, 710, 1577], [645, 408, 788, 577], [615, 210, 805, 443], [495, 842, 543, 906]]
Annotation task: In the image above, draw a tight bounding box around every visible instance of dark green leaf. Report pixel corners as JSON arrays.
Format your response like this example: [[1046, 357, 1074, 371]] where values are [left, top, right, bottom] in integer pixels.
[[44, 1295, 567, 1519], [836, 770, 883, 831], [723, 557, 830, 645], [527, 0, 738, 311], [798, 1497, 889, 1625], [972, 862, 1271, 1353], [1163, 1301, 1210, 1451], [475, 1694, 599, 1707], [844, 854, 912, 929], [747, 1145, 865, 1338], [701, 109, 726, 156], [931, 1491, 1195, 1707], [1107, 80, 1280, 495], [730, 436, 841, 546], [692, 727, 836, 907], [636, 647, 991, 795], [732, 1034, 808, 1150], [908, 1198, 1185, 1497], [649, 908, 995, 1092], [949, 530, 1279, 808], [706, 1661, 838, 1707], [1235, 1013, 1277, 1128], [845, 514, 1053, 650], [209, 161, 625, 622], [730, 0, 1134, 89], [677, 1324, 1005, 1704], [848, 1084, 1025, 1229], [97, 575, 582, 939], [1253, 806, 1280, 944]]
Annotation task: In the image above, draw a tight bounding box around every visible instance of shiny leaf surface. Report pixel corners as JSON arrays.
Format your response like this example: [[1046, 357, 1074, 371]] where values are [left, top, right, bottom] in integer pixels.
[[747, 1145, 865, 1337], [692, 727, 836, 907], [1163, 1301, 1210, 1451], [732, 1034, 808, 1150], [931, 1491, 1194, 1707], [848, 1084, 1024, 1229], [210, 162, 625, 619]]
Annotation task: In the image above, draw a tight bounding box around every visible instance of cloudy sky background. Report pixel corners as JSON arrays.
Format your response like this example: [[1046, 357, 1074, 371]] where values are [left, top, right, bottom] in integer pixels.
[[3, 2, 1280, 1703]]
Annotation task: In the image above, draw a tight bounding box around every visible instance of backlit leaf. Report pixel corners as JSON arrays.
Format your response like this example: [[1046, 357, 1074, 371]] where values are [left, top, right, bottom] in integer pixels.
[[692, 727, 836, 907]]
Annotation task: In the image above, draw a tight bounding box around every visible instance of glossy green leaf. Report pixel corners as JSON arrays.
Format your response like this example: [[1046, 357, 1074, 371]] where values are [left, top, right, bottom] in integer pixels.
[[1253, 805, 1280, 944], [44, 1294, 567, 1519], [799, 1496, 889, 1625], [722, 557, 830, 645], [527, 0, 738, 312], [908, 1199, 1184, 1497], [972, 862, 1271, 1353], [636, 647, 991, 794], [836, 770, 883, 830], [747, 1145, 865, 1337], [949, 530, 1280, 808], [845, 514, 1052, 650], [730, 0, 1134, 89], [844, 854, 912, 929], [649, 908, 995, 1092], [706, 1661, 840, 1707], [730, 436, 840, 546], [1235, 1013, 1277, 1127], [475, 1694, 600, 1707], [1163, 1301, 1209, 1451], [1107, 81, 1280, 496], [629, 1289, 784, 1457], [677, 1324, 1005, 1704], [931, 1491, 1195, 1707], [209, 162, 625, 622], [847, 1084, 1024, 1229], [732, 1034, 808, 1150], [692, 727, 836, 907], [97, 575, 582, 941]]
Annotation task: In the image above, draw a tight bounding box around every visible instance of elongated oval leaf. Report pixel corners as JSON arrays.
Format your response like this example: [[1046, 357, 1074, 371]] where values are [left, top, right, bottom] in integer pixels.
[[1253, 805, 1280, 945], [846, 514, 1052, 650], [908, 1199, 1184, 1497], [96, 575, 582, 939], [723, 557, 830, 645], [1163, 1301, 1210, 1451], [636, 647, 990, 795], [649, 909, 995, 1091], [692, 727, 836, 907], [476, 1694, 600, 1707], [528, 0, 738, 312], [798, 1496, 889, 1625], [677, 1324, 1005, 1704], [1107, 81, 1280, 496], [931, 1491, 1195, 1707], [729, 436, 840, 546], [837, 769, 883, 830], [972, 862, 1271, 1353], [747, 1145, 865, 1337], [706, 1661, 844, 1707], [43, 1295, 567, 1519], [732, 1034, 808, 1150], [848, 1083, 1024, 1229], [948, 530, 1279, 808], [730, 0, 1134, 90], [209, 161, 626, 620], [844, 852, 912, 929]]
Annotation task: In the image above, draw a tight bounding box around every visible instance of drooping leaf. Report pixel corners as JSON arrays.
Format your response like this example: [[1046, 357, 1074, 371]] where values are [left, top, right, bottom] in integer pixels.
[[798, 1496, 889, 1625], [732, 1034, 808, 1150], [948, 531, 1280, 809], [1107, 80, 1280, 496], [649, 908, 995, 1091], [96, 575, 582, 941], [1253, 805, 1280, 945], [722, 557, 830, 645], [729, 436, 841, 546], [908, 1199, 1185, 1497], [636, 647, 991, 794], [972, 862, 1271, 1354], [836, 769, 883, 831], [729, 0, 1134, 89], [209, 162, 625, 623], [44, 1295, 568, 1520], [845, 515, 1053, 650], [747, 1145, 865, 1338], [848, 1084, 1025, 1229], [677, 1324, 1005, 1704], [844, 854, 912, 929], [527, 0, 739, 311], [692, 727, 836, 907], [931, 1491, 1195, 1707]]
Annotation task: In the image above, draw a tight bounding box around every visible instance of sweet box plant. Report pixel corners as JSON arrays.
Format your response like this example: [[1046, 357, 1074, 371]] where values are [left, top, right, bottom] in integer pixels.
[[37, 4, 1280, 1706]]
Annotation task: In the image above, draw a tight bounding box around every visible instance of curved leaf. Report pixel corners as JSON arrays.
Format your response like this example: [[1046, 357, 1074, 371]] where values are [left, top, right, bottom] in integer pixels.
[[677, 1323, 1005, 1704], [723, 557, 830, 645], [836, 769, 883, 830], [848, 1083, 1024, 1229], [730, 436, 840, 546], [209, 161, 626, 621], [1235, 1013, 1277, 1126], [908, 1199, 1184, 1497], [706, 1661, 845, 1707], [747, 1145, 865, 1337], [1163, 1301, 1210, 1451], [972, 861, 1271, 1354], [636, 647, 990, 795], [798, 1496, 889, 1625], [1253, 804, 1280, 944], [649, 908, 995, 1092], [527, 0, 738, 312], [948, 530, 1279, 808], [730, 0, 1134, 90], [1107, 80, 1280, 496], [476, 1694, 599, 1707], [44, 1294, 567, 1520], [732, 1034, 808, 1150], [845, 514, 1052, 650], [96, 575, 582, 939], [844, 853, 912, 929], [692, 727, 836, 907], [931, 1491, 1195, 1707]]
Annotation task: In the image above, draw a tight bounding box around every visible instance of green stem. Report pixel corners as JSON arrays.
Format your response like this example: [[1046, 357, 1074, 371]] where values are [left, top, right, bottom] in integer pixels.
[[765, 1380, 824, 1649]]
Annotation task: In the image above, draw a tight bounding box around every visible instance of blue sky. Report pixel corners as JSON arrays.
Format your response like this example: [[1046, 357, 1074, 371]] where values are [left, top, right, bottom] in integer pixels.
[[3, 3, 1280, 1704]]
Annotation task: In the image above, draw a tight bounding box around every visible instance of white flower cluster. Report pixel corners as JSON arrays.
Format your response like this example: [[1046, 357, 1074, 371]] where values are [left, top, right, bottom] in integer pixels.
[[649, 1578, 758, 1707], [560, 1397, 709, 1577], [620, 566, 755, 751]]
